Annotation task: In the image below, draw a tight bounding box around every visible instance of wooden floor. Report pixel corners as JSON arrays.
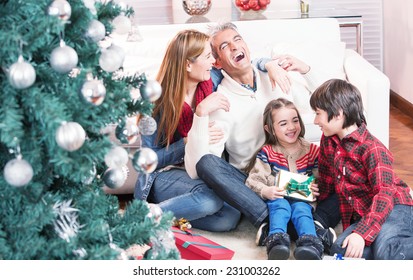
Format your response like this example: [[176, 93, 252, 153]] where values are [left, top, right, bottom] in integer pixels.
[[389, 104, 413, 188]]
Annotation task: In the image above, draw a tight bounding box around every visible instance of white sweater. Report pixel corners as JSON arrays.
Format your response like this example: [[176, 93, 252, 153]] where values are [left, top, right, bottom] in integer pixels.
[[185, 66, 320, 179]]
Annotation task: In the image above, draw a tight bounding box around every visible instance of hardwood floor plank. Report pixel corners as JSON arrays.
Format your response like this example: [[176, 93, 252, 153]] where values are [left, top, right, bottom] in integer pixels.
[[389, 105, 413, 188]]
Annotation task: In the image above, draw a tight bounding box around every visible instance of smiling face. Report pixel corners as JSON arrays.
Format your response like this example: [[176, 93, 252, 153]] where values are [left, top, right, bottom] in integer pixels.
[[313, 108, 343, 137], [211, 28, 251, 77], [271, 107, 302, 147], [187, 41, 215, 83]]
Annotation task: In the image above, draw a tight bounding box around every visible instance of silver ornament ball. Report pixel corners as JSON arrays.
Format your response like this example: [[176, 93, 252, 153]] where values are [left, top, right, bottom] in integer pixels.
[[132, 147, 158, 174], [138, 116, 157, 136], [3, 158, 34, 187], [141, 80, 162, 102], [85, 19, 106, 42], [102, 166, 127, 189], [48, 0, 72, 21], [182, 0, 212, 16], [50, 43, 78, 74], [80, 78, 106, 105], [8, 56, 36, 89], [55, 121, 86, 151], [115, 119, 140, 145]]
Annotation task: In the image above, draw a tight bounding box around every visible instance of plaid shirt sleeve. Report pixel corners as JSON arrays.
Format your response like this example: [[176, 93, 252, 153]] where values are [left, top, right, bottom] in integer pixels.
[[317, 134, 337, 201]]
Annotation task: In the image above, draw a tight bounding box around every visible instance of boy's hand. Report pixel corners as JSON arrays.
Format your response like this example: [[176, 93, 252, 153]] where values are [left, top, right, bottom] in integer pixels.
[[342, 233, 365, 258], [310, 182, 320, 198]]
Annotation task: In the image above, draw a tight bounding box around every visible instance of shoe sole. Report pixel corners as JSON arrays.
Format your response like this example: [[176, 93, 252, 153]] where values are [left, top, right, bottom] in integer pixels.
[[294, 246, 322, 260], [268, 245, 290, 260]]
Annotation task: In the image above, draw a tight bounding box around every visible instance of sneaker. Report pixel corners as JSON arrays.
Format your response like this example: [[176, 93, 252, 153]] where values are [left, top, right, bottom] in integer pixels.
[[314, 220, 337, 255], [255, 222, 269, 246]]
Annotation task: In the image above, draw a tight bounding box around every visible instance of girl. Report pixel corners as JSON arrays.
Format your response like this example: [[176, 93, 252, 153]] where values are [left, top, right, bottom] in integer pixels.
[[134, 30, 241, 232], [245, 98, 325, 259]]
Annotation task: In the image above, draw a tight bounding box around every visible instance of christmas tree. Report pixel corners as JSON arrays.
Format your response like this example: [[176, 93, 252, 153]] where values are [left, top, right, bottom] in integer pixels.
[[0, 0, 179, 260]]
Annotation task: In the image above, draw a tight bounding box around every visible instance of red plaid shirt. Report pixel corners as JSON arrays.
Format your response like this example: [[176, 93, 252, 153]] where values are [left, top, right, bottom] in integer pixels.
[[317, 124, 413, 246]]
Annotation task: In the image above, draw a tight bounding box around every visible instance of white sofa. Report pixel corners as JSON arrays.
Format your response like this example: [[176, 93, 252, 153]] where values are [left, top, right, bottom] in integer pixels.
[[105, 17, 390, 195]]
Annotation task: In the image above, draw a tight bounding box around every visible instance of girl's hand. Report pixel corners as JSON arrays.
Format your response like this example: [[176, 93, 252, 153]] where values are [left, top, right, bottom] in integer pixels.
[[342, 233, 365, 259], [261, 186, 287, 200], [208, 121, 224, 144]]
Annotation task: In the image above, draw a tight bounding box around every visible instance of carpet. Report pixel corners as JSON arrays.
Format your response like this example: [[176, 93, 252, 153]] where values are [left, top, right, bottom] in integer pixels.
[[191, 216, 343, 260]]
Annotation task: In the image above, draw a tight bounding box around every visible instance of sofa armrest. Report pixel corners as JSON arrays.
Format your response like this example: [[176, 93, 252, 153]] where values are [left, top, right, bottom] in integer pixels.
[[343, 49, 390, 147]]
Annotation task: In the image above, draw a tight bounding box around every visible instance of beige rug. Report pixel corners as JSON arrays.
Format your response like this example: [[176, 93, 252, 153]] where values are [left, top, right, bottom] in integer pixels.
[[191, 216, 343, 260]]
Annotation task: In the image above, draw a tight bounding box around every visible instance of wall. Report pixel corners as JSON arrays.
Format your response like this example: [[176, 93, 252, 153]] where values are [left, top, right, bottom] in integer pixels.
[[383, 0, 413, 105]]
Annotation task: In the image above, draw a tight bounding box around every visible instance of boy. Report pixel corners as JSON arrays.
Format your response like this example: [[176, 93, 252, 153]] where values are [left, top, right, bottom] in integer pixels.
[[310, 79, 413, 260]]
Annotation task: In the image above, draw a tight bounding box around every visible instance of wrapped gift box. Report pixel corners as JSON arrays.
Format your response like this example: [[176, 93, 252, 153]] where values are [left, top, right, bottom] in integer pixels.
[[276, 170, 315, 202], [172, 226, 234, 260]]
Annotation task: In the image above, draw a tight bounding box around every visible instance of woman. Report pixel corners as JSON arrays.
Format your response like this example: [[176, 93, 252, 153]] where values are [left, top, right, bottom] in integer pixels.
[[134, 30, 241, 231]]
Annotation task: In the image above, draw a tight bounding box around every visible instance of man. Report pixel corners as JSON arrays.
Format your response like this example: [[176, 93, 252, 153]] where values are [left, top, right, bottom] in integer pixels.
[[185, 22, 338, 252]]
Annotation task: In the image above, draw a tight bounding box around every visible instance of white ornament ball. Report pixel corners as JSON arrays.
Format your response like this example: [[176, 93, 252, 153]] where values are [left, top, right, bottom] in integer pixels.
[[80, 78, 106, 105], [50, 43, 78, 74], [102, 166, 127, 189], [55, 121, 86, 151], [132, 147, 158, 174], [138, 116, 157, 136], [8, 56, 36, 89], [141, 80, 162, 102], [104, 146, 129, 168], [99, 44, 125, 73], [3, 158, 34, 187], [48, 0, 72, 21], [85, 19, 106, 42], [112, 14, 132, 35]]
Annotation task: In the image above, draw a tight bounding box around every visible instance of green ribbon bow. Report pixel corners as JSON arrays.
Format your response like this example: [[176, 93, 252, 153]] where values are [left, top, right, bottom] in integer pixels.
[[286, 175, 314, 197]]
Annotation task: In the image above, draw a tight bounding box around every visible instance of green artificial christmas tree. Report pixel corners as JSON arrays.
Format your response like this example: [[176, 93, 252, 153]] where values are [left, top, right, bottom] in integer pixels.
[[0, 0, 179, 260]]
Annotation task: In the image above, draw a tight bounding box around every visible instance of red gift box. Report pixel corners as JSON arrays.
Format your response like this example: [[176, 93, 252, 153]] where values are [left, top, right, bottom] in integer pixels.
[[172, 226, 235, 260]]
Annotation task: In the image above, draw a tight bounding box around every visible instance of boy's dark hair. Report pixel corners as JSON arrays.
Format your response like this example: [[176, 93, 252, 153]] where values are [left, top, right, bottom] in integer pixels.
[[310, 79, 367, 128]]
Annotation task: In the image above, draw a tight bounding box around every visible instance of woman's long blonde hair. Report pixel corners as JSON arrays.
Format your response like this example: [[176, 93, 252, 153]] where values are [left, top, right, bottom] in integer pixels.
[[153, 29, 210, 147]]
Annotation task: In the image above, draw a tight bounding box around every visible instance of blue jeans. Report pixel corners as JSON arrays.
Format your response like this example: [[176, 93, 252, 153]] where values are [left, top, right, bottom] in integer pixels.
[[149, 168, 241, 232], [330, 205, 413, 260], [196, 155, 268, 227], [267, 199, 316, 236]]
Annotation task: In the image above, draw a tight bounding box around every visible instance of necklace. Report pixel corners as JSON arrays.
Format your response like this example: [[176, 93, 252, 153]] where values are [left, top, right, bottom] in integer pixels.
[[279, 142, 303, 159]]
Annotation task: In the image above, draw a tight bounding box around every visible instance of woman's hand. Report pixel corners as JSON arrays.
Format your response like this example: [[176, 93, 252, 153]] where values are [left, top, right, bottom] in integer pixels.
[[342, 233, 365, 259], [261, 186, 287, 200], [195, 92, 230, 117], [208, 121, 223, 144], [274, 54, 311, 74]]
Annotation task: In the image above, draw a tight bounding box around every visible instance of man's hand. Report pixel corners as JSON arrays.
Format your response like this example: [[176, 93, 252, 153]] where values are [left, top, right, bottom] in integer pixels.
[[195, 92, 230, 117], [264, 59, 291, 93]]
